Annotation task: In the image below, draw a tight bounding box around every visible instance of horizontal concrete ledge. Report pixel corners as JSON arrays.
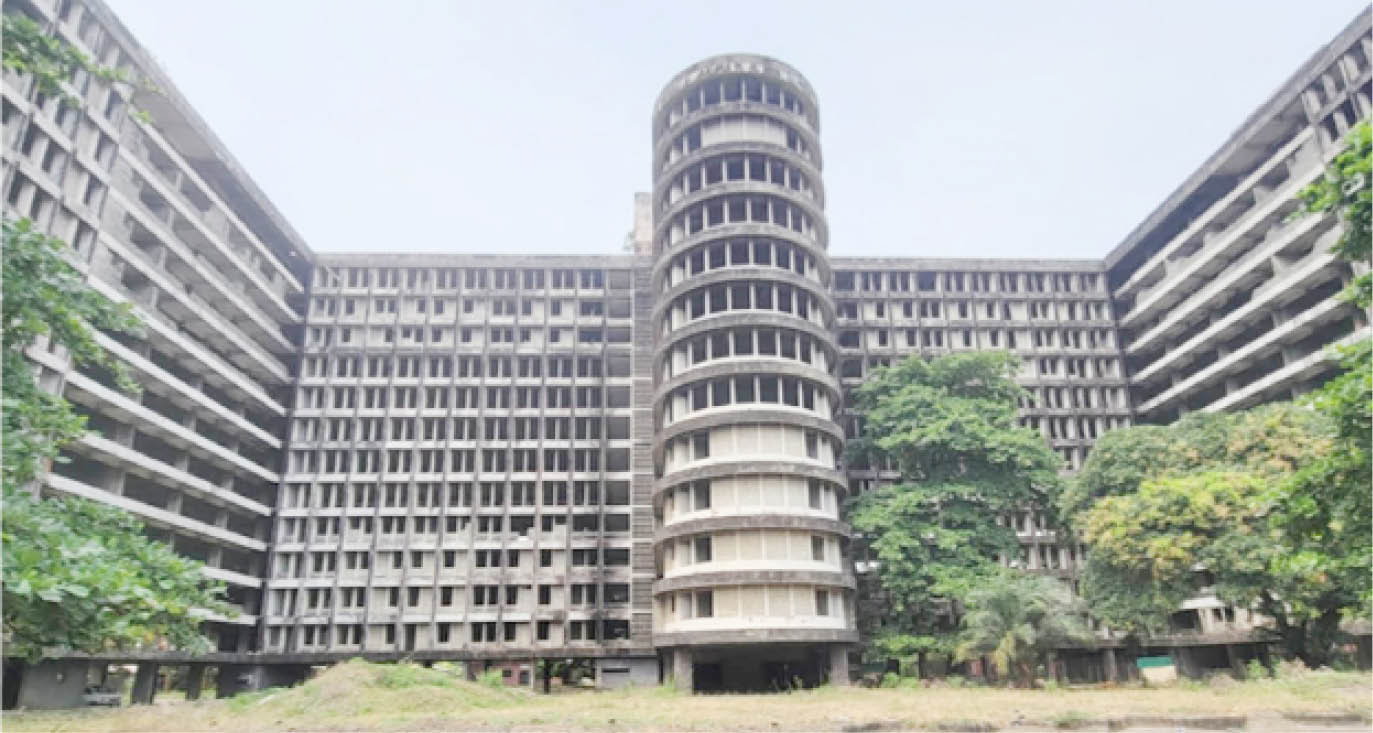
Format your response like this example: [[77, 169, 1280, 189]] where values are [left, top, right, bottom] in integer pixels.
[[654, 357, 842, 406], [656, 461, 848, 498], [657, 408, 845, 449], [654, 180, 827, 245], [654, 54, 817, 115], [659, 313, 837, 362], [653, 266, 835, 324], [654, 628, 859, 646], [653, 102, 821, 169], [12, 646, 660, 665], [44, 473, 267, 553], [656, 513, 849, 542], [653, 233, 834, 288], [654, 140, 825, 206], [660, 222, 828, 269], [654, 569, 857, 593]]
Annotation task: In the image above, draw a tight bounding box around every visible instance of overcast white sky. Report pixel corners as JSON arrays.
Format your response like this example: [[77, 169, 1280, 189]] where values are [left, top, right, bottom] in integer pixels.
[[107, 0, 1366, 259]]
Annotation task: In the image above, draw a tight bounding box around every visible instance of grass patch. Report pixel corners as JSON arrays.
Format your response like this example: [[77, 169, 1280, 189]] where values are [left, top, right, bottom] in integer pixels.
[[4, 662, 1368, 732]]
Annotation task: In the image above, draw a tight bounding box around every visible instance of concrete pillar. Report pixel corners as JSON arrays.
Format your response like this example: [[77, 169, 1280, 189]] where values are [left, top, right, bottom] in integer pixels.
[[184, 663, 206, 701], [828, 645, 851, 686], [1257, 644, 1274, 677], [16, 660, 89, 710], [112, 422, 137, 448], [1103, 647, 1118, 683], [1225, 644, 1245, 678], [671, 648, 693, 692], [131, 663, 159, 705], [1172, 647, 1199, 679]]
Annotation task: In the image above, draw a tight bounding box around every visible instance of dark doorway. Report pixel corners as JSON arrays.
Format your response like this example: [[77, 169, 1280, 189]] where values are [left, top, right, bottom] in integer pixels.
[[693, 663, 723, 692], [3, 660, 22, 709]]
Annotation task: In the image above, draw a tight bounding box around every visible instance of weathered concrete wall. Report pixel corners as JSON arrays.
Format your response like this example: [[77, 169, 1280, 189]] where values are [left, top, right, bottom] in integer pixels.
[[596, 657, 658, 689], [16, 660, 89, 710]]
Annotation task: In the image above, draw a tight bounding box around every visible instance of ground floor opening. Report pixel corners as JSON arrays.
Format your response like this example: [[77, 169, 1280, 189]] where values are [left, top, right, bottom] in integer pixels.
[[667, 643, 851, 692]]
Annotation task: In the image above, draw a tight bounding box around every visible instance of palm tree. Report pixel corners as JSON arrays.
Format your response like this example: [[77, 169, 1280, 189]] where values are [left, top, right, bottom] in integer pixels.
[[955, 573, 1095, 687]]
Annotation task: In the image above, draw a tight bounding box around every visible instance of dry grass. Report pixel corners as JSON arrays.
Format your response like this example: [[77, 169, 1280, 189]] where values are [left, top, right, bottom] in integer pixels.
[[4, 659, 1370, 732]]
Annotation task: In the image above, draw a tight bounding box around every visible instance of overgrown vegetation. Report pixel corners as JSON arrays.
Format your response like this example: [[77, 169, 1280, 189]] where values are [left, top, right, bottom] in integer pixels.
[[1, 217, 229, 661], [955, 572, 1094, 687], [5, 659, 1368, 732], [1, 15, 228, 661], [1065, 402, 1364, 668], [1, 12, 153, 117], [1061, 120, 1372, 668], [847, 351, 1063, 655]]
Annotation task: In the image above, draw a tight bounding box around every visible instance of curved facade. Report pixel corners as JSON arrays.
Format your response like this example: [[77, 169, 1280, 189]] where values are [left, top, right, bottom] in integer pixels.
[[650, 55, 856, 689]]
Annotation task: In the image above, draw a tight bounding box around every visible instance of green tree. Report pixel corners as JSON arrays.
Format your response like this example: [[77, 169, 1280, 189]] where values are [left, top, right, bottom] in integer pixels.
[[2, 218, 140, 492], [2, 12, 151, 115], [1061, 404, 1331, 522], [1293, 120, 1370, 310], [848, 351, 1063, 639], [1066, 405, 1361, 667], [1274, 118, 1373, 637], [2, 219, 230, 660], [3, 488, 231, 662], [955, 571, 1094, 687]]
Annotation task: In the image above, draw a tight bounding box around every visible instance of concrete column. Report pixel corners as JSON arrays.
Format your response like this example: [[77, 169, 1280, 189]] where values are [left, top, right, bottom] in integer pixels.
[[112, 422, 137, 448], [16, 660, 89, 710], [131, 663, 159, 705], [184, 663, 206, 701], [103, 467, 127, 495], [671, 647, 693, 692], [828, 645, 851, 686], [1103, 647, 1118, 683], [1226, 644, 1245, 678], [1173, 647, 1198, 679]]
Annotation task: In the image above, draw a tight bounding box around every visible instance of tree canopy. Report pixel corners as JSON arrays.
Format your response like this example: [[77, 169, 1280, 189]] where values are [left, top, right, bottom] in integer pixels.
[[1060, 405, 1332, 523], [3, 488, 231, 662], [2, 218, 230, 660], [1273, 118, 1373, 650], [1067, 404, 1361, 667], [2, 218, 140, 493], [1068, 120, 1372, 669], [847, 351, 1063, 641]]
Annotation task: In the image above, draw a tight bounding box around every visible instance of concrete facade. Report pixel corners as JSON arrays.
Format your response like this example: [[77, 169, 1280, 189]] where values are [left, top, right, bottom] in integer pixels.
[[2, 0, 313, 662], [648, 55, 856, 686], [2, 0, 1369, 704]]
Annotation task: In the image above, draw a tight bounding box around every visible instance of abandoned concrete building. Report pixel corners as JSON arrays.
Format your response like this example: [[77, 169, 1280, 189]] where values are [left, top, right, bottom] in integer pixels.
[[2, 0, 1369, 706]]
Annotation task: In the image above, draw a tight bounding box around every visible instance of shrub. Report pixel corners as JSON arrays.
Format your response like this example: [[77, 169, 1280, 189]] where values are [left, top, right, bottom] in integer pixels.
[[477, 668, 506, 689]]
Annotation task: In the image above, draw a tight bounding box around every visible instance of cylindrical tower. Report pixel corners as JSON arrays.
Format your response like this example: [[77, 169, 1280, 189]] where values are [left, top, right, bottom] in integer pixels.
[[650, 55, 855, 690]]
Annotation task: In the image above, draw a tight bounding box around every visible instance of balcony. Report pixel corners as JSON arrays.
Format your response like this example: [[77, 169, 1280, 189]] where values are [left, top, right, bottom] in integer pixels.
[[81, 272, 288, 416], [107, 165, 297, 352], [119, 125, 304, 304]]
